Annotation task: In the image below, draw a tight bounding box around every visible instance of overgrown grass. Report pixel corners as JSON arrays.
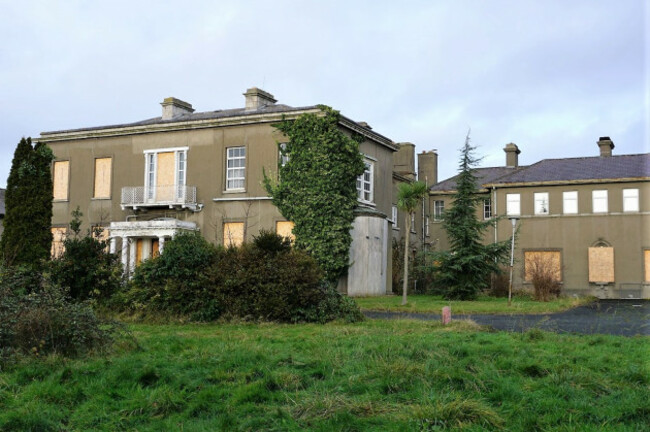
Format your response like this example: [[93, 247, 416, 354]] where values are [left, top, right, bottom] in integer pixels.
[[355, 294, 595, 315], [1, 320, 647, 431]]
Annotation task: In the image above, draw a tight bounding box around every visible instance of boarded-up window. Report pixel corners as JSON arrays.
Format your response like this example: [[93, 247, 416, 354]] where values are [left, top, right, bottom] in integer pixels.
[[524, 251, 562, 282], [92, 226, 109, 251], [588, 247, 615, 283], [645, 250, 650, 282], [223, 222, 244, 247], [276, 221, 295, 242], [53, 161, 69, 200], [51, 227, 67, 258], [93, 158, 112, 198]]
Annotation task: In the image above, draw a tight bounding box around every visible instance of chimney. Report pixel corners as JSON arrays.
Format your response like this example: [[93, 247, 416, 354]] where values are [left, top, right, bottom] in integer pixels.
[[394, 143, 416, 179], [243, 87, 277, 111], [597, 136, 614, 157], [504, 143, 520, 168], [417, 150, 438, 186], [161, 97, 194, 120]]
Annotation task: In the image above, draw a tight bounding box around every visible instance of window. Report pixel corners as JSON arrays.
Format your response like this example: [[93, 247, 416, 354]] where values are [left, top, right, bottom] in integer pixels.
[[563, 191, 578, 214], [433, 200, 444, 221], [524, 251, 562, 282], [223, 222, 244, 247], [51, 227, 67, 258], [623, 188, 639, 212], [276, 221, 295, 242], [534, 192, 549, 215], [279, 143, 289, 167], [356, 161, 374, 203], [391, 205, 398, 228], [483, 199, 492, 219], [93, 158, 112, 199], [53, 161, 69, 200], [144, 148, 188, 202], [645, 250, 650, 282], [592, 190, 608, 213], [92, 226, 110, 252], [588, 246, 614, 282], [506, 193, 520, 216], [226, 147, 246, 190]]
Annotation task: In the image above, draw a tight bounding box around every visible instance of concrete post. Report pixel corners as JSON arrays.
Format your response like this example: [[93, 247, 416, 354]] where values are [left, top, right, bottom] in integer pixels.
[[159, 236, 166, 254], [109, 237, 117, 254], [120, 237, 129, 274]]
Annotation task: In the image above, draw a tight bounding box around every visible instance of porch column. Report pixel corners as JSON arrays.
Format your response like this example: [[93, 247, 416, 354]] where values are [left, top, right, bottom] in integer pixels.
[[120, 237, 129, 274], [158, 236, 166, 254], [109, 237, 117, 254], [129, 239, 137, 276]]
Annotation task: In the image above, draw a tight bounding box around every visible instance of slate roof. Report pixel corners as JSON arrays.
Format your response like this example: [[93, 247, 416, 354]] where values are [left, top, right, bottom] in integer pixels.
[[41, 104, 315, 136], [489, 153, 650, 185], [430, 166, 523, 192], [0, 188, 5, 216]]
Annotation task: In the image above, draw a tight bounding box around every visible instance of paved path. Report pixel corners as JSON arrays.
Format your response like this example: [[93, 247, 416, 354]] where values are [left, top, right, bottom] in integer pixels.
[[363, 300, 649, 336]]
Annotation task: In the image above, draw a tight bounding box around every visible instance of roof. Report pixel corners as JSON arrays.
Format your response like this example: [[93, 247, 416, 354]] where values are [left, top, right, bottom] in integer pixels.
[[430, 166, 524, 192], [489, 154, 650, 185], [0, 188, 5, 216]]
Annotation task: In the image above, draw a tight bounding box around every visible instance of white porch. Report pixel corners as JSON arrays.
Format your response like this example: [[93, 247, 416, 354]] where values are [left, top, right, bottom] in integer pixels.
[[109, 218, 197, 275]]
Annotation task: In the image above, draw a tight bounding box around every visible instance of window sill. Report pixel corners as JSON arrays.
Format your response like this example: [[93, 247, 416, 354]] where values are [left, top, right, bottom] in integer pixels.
[[223, 189, 246, 194], [92, 197, 112, 201], [53, 199, 69, 203], [357, 200, 376, 207]]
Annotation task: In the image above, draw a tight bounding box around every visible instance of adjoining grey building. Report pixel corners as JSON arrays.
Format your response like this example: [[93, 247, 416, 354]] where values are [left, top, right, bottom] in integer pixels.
[[428, 138, 650, 299]]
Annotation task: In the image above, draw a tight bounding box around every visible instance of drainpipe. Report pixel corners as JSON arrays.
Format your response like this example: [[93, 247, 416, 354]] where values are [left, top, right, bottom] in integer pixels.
[[492, 187, 498, 243]]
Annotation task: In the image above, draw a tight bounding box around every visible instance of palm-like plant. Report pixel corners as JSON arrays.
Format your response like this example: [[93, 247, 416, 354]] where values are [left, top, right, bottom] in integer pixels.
[[396, 181, 428, 305]]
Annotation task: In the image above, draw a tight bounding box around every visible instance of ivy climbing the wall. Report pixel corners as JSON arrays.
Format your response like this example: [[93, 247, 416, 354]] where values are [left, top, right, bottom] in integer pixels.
[[264, 106, 366, 282]]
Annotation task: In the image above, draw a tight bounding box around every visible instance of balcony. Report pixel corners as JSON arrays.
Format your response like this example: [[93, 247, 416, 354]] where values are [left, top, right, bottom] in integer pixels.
[[121, 185, 198, 210]]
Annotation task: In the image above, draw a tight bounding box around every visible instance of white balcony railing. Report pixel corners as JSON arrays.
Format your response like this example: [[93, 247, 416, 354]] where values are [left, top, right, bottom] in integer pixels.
[[121, 185, 197, 209]]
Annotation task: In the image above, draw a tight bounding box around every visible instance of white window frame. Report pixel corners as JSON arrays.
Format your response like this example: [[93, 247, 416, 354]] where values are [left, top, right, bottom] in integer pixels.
[[143, 147, 188, 202], [391, 205, 398, 229], [279, 143, 289, 167], [563, 191, 578, 214], [506, 193, 520, 216], [534, 192, 549, 215], [433, 200, 444, 221], [483, 198, 492, 220], [592, 190, 608, 213], [226, 146, 246, 191], [356, 160, 374, 204], [623, 188, 639, 212]]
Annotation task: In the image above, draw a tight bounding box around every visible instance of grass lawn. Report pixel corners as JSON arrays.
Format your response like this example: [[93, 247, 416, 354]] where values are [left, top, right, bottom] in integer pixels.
[[1, 320, 647, 431], [354, 295, 595, 315]]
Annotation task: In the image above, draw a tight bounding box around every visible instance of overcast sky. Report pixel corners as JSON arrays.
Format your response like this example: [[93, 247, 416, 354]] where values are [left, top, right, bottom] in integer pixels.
[[0, 0, 647, 188]]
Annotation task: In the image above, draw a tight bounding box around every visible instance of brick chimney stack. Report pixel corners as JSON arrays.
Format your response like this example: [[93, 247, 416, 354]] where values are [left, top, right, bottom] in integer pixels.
[[504, 143, 520, 168], [597, 137, 614, 157]]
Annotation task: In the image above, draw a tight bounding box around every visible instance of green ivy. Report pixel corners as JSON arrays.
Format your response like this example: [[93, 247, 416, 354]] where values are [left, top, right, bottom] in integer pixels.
[[264, 106, 366, 281]]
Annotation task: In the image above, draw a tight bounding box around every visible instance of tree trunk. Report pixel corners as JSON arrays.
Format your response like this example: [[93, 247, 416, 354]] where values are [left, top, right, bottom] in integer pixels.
[[402, 212, 411, 305]]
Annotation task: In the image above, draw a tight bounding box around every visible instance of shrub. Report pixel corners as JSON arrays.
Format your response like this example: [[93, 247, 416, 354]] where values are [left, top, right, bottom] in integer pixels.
[[487, 270, 510, 297], [49, 228, 122, 303], [121, 232, 224, 319], [0, 268, 121, 363], [526, 254, 562, 301]]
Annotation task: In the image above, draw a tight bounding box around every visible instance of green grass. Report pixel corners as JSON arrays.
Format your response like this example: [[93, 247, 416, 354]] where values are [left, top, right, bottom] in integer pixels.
[[1, 320, 648, 431], [355, 294, 595, 315]]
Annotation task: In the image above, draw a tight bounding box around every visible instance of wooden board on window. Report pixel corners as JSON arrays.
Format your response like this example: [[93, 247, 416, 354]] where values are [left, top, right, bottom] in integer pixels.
[[588, 247, 615, 283], [93, 158, 112, 198], [156, 152, 175, 202], [276, 221, 295, 242], [51, 227, 67, 258], [223, 222, 244, 247], [53, 161, 69, 200], [645, 250, 650, 282], [524, 251, 561, 282]]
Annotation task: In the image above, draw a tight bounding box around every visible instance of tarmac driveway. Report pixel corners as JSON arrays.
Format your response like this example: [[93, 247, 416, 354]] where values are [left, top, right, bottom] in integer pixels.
[[363, 300, 649, 336]]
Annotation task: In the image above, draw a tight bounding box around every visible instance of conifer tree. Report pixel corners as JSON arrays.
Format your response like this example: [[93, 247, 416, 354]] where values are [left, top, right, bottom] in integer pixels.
[[436, 133, 510, 300], [0, 137, 55, 266]]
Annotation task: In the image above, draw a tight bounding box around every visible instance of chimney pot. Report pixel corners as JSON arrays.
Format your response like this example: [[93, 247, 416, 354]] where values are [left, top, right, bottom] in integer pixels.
[[161, 97, 194, 120], [243, 87, 277, 111], [503, 143, 521, 168], [597, 137, 614, 157]]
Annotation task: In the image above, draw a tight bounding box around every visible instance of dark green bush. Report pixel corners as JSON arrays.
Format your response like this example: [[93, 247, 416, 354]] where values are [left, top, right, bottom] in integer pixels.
[[0, 267, 121, 363], [121, 232, 224, 319], [120, 231, 362, 323], [49, 228, 123, 303]]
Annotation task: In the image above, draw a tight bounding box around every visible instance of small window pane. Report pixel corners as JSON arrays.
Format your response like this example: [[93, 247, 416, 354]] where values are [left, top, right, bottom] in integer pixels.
[[534, 192, 549, 215], [623, 189, 639, 212], [506, 194, 520, 216], [356, 161, 373, 203], [434, 200, 444, 221], [563, 191, 578, 214], [226, 147, 246, 190], [592, 190, 608, 213], [483, 199, 492, 219]]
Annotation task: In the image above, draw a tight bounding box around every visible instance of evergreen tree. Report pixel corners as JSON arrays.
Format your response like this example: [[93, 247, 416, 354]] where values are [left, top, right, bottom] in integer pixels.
[[0, 137, 55, 266], [264, 106, 366, 281], [436, 133, 510, 300]]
